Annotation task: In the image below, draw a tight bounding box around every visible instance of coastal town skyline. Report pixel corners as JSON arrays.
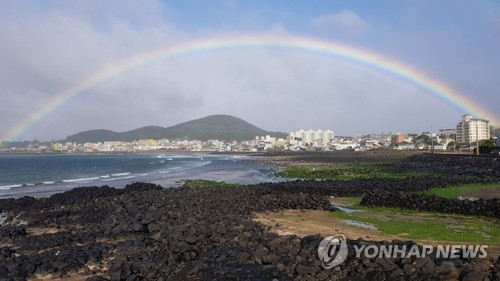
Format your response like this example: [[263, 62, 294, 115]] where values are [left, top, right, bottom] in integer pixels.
[[0, 112, 492, 140], [2, 114, 497, 153], [1, 1, 499, 142], [1, 112, 498, 144]]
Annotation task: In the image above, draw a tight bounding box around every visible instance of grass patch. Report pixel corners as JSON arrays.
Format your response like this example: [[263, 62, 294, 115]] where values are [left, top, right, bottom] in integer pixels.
[[330, 200, 500, 243], [424, 183, 500, 199], [274, 164, 439, 180], [332, 197, 363, 209], [182, 179, 239, 188], [338, 197, 362, 205]]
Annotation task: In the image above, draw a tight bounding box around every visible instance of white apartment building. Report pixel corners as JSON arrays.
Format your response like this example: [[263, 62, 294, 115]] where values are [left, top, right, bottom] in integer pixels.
[[288, 129, 335, 147], [456, 115, 490, 144]]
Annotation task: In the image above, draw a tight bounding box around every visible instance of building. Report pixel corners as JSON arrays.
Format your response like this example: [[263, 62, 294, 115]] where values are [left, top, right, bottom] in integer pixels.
[[391, 133, 405, 146], [491, 126, 500, 145], [456, 115, 490, 144], [438, 129, 456, 139], [288, 129, 334, 147]]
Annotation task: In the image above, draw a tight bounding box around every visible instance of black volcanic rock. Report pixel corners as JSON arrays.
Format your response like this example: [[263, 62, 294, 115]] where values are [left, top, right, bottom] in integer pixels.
[[66, 114, 287, 142], [400, 154, 500, 178], [1, 155, 499, 280], [0, 177, 498, 280]]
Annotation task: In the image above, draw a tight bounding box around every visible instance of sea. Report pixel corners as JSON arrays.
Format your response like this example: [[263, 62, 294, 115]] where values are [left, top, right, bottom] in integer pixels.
[[0, 153, 278, 198]]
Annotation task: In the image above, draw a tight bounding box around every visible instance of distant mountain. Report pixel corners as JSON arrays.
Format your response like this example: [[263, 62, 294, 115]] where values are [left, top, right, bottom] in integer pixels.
[[66, 115, 288, 142], [66, 129, 120, 143]]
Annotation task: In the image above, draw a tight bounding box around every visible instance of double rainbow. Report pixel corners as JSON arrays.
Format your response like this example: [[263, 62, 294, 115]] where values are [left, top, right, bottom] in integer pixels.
[[3, 34, 498, 141]]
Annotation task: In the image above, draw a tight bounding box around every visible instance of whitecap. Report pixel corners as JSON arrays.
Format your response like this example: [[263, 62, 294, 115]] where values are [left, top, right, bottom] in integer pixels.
[[0, 184, 22, 190], [62, 177, 100, 183], [101, 175, 135, 182], [111, 172, 131, 177]]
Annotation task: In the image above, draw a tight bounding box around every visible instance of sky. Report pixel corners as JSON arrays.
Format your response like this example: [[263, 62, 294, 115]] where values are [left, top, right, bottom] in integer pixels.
[[1, 0, 499, 141]]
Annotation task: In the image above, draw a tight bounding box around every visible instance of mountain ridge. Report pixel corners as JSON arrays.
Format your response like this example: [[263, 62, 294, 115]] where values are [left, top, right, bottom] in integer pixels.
[[66, 115, 287, 142]]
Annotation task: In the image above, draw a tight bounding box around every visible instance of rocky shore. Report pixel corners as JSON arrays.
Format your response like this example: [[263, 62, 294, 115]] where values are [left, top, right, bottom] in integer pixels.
[[0, 178, 498, 280], [400, 154, 500, 178], [361, 190, 500, 218], [251, 150, 414, 167], [1, 153, 499, 280]]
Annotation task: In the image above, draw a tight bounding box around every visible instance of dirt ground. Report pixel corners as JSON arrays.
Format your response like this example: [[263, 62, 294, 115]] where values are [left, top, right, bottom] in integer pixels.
[[461, 187, 500, 200], [29, 275, 89, 281], [254, 209, 400, 241], [253, 209, 500, 259]]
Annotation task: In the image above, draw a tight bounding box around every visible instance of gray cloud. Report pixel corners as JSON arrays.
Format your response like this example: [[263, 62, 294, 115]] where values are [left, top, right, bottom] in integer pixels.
[[0, 1, 498, 142]]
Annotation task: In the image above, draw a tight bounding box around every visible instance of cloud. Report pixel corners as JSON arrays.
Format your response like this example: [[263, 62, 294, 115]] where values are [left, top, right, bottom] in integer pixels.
[[0, 2, 497, 141], [311, 10, 370, 35]]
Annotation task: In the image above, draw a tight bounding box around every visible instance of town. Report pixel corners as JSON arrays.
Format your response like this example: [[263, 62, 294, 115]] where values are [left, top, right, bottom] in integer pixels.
[[2, 115, 498, 153]]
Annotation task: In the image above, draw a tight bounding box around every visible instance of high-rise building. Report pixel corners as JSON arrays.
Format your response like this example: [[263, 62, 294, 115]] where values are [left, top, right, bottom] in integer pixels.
[[289, 129, 335, 147], [456, 115, 490, 144]]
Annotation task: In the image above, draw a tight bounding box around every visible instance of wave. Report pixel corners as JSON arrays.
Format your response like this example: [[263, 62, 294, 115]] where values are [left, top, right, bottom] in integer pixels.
[[111, 172, 131, 177], [101, 175, 135, 182], [0, 182, 42, 189], [154, 155, 177, 159], [150, 159, 171, 164], [158, 161, 212, 175], [189, 160, 212, 168], [63, 177, 100, 183], [0, 184, 22, 190], [158, 161, 212, 174], [166, 155, 195, 159], [1, 172, 134, 190], [157, 164, 189, 174]]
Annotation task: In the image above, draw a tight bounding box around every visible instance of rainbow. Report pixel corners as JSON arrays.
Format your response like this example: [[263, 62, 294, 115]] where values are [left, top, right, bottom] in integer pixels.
[[3, 34, 498, 141]]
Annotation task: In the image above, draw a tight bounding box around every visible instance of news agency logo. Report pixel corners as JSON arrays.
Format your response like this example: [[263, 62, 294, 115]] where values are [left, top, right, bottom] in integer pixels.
[[317, 234, 348, 269], [318, 234, 489, 269]]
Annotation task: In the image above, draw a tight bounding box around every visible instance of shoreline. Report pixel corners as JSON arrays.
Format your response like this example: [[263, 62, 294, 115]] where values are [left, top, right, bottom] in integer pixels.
[[0, 150, 261, 156], [1, 177, 498, 280], [0, 153, 499, 280], [0, 154, 276, 199]]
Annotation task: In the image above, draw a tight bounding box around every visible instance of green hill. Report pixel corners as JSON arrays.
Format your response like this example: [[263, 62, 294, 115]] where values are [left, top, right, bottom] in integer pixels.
[[66, 115, 287, 142], [66, 129, 120, 143]]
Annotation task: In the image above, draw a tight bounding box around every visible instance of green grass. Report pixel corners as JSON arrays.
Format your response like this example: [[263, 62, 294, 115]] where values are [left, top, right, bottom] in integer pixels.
[[182, 179, 239, 188], [330, 197, 500, 243], [423, 183, 500, 199], [274, 164, 439, 180], [333, 197, 363, 209], [339, 197, 363, 205]]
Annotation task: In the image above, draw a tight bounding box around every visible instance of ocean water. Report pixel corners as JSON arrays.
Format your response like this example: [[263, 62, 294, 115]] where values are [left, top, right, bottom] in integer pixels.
[[0, 154, 277, 198]]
